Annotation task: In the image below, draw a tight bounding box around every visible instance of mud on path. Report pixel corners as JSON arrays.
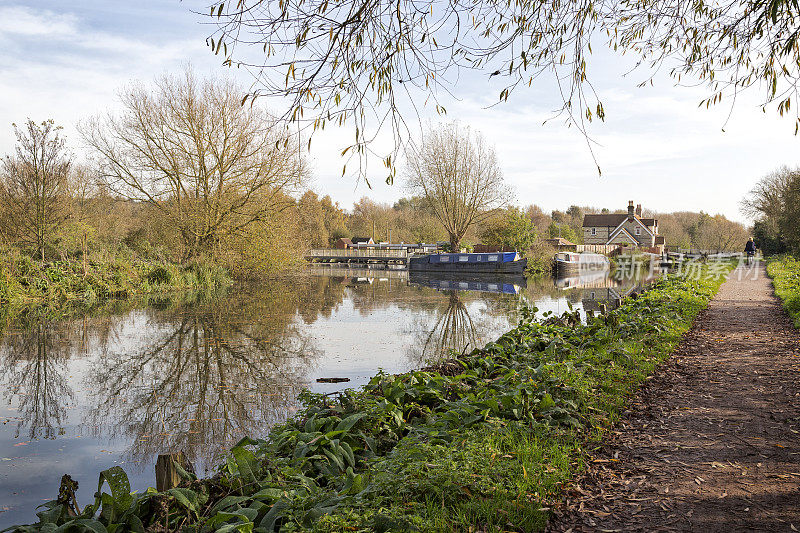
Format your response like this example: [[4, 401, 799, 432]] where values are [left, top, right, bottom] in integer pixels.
[[548, 265, 800, 532]]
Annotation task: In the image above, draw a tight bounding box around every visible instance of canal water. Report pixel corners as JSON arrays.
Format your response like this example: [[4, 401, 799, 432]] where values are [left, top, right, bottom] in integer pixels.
[[0, 267, 654, 527]]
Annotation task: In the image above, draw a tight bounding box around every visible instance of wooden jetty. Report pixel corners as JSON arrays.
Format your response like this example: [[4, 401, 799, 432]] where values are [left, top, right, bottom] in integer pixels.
[[305, 248, 411, 266]]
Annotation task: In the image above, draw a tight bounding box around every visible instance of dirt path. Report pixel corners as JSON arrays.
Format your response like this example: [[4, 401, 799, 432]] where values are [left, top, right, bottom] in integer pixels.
[[548, 264, 800, 532]]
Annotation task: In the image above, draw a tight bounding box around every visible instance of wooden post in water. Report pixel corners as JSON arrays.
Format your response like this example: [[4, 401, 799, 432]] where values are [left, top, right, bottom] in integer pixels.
[[155, 452, 194, 491]]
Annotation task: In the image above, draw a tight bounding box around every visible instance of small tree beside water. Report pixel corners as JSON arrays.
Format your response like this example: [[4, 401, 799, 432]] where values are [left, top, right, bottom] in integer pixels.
[[405, 123, 510, 251], [479, 207, 537, 251], [0, 120, 71, 261]]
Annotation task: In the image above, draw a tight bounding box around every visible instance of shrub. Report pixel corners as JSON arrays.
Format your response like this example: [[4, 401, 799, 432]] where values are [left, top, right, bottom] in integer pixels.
[[146, 266, 172, 285]]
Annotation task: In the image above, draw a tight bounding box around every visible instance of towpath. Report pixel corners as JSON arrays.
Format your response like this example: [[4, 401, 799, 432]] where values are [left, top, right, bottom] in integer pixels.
[[548, 264, 800, 532]]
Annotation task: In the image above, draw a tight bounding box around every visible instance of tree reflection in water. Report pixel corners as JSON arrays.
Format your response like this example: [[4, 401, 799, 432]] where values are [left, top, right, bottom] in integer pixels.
[[0, 273, 538, 479], [0, 320, 73, 440], [407, 290, 501, 366], [82, 284, 329, 474]]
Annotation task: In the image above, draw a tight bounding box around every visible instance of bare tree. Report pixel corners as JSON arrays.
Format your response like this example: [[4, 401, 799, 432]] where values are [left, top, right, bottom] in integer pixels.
[[80, 68, 306, 260], [742, 166, 800, 253], [0, 120, 71, 261], [405, 123, 511, 251], [741, 167, 796, 226]]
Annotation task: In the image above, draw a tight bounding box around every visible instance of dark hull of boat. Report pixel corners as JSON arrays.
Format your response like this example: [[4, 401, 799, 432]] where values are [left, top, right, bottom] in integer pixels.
[[409, 256, 527, 274]]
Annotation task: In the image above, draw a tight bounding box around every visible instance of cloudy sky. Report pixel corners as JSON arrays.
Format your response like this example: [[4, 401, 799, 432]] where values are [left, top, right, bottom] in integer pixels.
[[2, 1, 799, 223]]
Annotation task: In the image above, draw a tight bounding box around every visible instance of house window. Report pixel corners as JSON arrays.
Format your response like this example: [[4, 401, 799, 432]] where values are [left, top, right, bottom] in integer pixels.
[[635, 227, 641, 236], [591, 228, 596, 236]]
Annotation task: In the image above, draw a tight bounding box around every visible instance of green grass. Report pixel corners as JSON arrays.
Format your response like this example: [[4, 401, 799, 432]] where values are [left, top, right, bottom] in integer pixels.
[[766, 254, 800, 328], [0, 246, 231, 315], [5, 267, 730, 533]]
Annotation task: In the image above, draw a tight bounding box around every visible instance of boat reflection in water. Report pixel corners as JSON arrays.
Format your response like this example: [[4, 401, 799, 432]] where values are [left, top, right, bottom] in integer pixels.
[[408, 272, 527, 295]]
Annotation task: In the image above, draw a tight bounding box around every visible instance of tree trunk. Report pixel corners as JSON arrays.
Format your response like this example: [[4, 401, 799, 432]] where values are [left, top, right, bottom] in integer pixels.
[[450, 235, 459, 252]]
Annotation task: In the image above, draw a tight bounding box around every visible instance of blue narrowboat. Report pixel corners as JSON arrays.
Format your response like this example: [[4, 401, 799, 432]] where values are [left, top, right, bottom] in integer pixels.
[[408, 252, 527, 274]]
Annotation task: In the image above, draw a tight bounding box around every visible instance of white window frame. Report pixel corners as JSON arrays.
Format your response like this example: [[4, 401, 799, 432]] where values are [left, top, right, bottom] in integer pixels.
[[635, 227, 641, 236], [591, 228, 596, 236]]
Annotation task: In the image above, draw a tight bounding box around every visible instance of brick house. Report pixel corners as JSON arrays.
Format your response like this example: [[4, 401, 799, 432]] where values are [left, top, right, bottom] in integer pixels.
[[582, 201, 665, 251], [333, 237, 353, 249]]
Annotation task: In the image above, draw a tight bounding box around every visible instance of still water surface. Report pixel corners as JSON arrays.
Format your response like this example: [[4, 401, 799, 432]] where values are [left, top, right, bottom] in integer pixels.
[[0, 267, 650, 526]]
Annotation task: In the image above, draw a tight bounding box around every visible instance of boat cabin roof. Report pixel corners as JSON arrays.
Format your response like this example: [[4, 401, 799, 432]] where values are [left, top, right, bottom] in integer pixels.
[[428, 252, 518, 263]]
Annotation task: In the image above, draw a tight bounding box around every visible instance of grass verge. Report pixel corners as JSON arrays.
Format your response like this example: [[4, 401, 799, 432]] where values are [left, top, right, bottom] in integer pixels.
[[4, 268, 730, 533], [766, 254, 800, 328], [0, 246, 231, 316]]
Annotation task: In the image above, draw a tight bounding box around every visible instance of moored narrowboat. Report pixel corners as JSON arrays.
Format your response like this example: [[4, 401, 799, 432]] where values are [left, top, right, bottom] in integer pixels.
[[553, 252, 609, 275], [408, 252, 527, 274]]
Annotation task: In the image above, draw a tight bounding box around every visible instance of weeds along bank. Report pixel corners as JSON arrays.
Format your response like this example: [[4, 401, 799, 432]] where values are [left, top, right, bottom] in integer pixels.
[[0, 246, 231, 313], [524, 242, 556, 277], [766, 255, 800, 328], [6, 268, 730, 533]]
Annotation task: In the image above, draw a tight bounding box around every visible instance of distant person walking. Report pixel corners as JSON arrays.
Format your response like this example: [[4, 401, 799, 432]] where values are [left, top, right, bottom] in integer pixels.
[[744, 237, 756, 265]]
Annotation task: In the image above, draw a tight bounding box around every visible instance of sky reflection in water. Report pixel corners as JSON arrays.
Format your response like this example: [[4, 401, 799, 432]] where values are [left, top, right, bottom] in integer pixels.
[[0, 268, 650, 527]]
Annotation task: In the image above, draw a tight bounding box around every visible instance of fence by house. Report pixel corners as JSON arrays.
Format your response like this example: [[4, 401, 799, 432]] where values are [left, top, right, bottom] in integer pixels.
[[575, 244, 621, 254]]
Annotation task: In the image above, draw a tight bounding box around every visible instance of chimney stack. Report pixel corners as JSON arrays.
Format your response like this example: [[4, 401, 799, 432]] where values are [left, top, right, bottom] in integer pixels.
[[636, 204, 642, 217], [627, 200, 635, 218]]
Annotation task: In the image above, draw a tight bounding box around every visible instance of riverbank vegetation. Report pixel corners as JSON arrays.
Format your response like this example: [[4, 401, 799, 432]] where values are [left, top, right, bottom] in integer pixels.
[[766, 255, 800, 328], [0, 246, 230, 314], [7, 267, 730, 532]]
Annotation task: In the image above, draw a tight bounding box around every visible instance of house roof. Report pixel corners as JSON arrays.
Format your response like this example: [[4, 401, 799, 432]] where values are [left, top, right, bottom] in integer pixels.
[[351, 237, 373, 244], [583, 214, 625, 227], [607, 226, 639, 245], [583, 214, 657, 228], [337, 237, 353, 244]]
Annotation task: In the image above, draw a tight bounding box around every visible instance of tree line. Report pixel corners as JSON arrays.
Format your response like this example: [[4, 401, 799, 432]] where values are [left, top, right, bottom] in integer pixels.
[[742, 166, 800, 255], [0, 68, 755, 280]]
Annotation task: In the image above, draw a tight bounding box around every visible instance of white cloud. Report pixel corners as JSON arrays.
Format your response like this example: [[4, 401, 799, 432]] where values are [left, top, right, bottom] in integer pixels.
[[0, 6, 78, 37], [0, 3, 236, 159]]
